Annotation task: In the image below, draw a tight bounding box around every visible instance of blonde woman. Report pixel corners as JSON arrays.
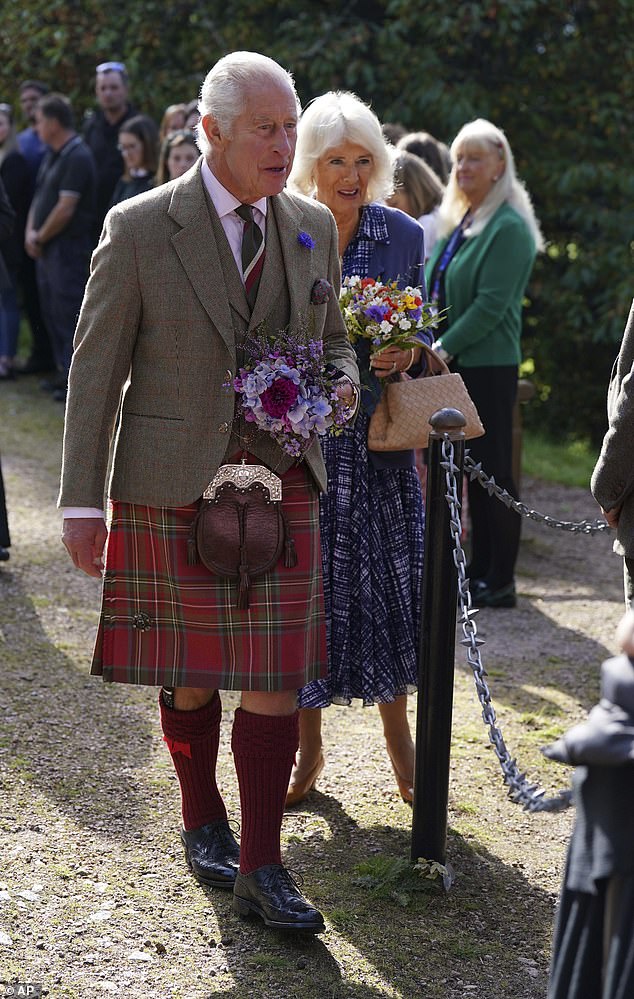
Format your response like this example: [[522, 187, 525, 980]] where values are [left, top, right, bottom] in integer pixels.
[[427, 118, 544, 608]]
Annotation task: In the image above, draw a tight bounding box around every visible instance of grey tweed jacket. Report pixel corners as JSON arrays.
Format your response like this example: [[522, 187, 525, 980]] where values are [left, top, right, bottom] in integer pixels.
[[591, 299, 634, 556], [59, 160, 358, 508]]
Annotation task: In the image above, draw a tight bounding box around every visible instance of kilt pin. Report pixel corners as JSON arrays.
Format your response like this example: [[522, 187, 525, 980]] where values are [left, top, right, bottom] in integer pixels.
[[59, 148, 359, 932]]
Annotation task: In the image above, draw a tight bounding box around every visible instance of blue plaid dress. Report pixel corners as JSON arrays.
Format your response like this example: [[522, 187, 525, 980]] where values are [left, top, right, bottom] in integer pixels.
[[298, 204, 426, 707]]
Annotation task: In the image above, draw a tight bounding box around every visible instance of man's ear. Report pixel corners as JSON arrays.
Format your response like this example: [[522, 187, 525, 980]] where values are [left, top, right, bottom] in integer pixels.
[[201, 113, 225, 150]]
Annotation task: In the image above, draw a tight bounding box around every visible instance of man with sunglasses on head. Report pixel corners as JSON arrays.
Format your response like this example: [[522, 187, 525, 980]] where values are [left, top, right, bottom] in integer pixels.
[[83, 62, 138, 240]]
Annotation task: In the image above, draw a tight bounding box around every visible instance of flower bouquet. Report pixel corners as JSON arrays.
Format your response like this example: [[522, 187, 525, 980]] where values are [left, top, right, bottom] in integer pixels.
[[339, 275, 437, 352], [230, 329, 351, 459]]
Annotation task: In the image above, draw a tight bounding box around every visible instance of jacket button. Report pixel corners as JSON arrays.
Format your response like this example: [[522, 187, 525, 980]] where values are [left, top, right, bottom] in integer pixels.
[[224, 369, 233, 383], [218, 422, 230, 433]]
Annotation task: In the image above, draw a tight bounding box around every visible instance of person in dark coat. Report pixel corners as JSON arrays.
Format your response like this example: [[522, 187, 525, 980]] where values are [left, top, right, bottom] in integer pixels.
[[82, 62, 137, 239], [0, 103, 29, 379], [109, 115, 158, 207], [0, 174, 15, 559], [544, 610, 634, 999], [0, 172, 16, 311]]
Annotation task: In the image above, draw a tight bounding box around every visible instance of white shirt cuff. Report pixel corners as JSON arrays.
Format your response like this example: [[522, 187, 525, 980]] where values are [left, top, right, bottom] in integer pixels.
[[63, 507, 105, 519]]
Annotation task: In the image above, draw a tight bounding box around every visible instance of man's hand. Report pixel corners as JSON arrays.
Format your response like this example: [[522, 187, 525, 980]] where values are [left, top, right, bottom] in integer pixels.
[[334, 377, 354, 402], [62, 517, 108, 578], [25, 228, 42, 259], [601, 505, 621, 530]]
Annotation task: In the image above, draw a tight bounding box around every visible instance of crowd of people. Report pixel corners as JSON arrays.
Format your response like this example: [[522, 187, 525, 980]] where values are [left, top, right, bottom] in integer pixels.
[[0, 66, 209, 402], [2, 47, 631, 991]]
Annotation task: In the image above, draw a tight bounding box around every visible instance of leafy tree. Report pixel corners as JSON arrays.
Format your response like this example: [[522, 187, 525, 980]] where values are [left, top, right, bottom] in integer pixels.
[[1, 0, 631, 442]]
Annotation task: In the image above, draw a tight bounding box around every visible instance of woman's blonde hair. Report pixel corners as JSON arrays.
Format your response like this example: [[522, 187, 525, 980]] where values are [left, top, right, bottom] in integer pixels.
[[289, 91, 395, 204], [438, 118, 544, 251]]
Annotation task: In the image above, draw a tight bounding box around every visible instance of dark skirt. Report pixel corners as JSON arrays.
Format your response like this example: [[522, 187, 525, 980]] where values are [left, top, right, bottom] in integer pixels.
[[92, 464, 326, 691], [548, 867, 634, 998], [298, 410, 424, 708], [548, 766, 634, 998]]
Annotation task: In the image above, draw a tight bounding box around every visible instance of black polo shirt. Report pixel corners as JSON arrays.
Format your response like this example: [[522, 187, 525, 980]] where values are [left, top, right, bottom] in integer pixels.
[[83, 104, 137, 228], [31, 135, 96, 241]]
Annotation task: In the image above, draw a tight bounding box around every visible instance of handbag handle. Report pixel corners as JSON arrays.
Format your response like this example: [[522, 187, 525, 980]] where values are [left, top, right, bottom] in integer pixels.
[[418, 341, 451, 377]]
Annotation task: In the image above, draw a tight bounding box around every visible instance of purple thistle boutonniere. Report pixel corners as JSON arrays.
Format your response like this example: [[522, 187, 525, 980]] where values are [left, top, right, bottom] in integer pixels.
[[298, 231, 315, 250]]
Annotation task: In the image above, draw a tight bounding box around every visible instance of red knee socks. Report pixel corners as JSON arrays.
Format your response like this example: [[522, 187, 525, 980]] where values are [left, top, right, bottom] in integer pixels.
[[231, 707, 299, 874], [159, 690, 227, 831]]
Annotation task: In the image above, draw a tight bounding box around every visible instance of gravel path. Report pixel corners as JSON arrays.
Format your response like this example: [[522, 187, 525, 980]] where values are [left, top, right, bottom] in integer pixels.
[[0, 378, 622, 999]]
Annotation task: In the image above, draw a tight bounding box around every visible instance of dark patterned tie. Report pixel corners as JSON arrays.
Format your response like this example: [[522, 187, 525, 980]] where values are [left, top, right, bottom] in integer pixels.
[[235, 204, 265, 308]]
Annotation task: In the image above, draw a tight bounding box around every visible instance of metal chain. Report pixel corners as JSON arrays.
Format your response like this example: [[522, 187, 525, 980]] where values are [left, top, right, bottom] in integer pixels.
[[441, 436, 572, 812], [465, 454, 610, 534]]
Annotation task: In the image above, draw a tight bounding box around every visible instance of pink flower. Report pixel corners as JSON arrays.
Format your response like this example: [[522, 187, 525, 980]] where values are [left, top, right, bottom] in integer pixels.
[[260, 377, 300, 418]]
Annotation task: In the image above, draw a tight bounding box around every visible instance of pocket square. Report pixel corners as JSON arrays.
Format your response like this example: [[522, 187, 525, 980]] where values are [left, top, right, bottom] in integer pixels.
[[310, 278, 332, 305]]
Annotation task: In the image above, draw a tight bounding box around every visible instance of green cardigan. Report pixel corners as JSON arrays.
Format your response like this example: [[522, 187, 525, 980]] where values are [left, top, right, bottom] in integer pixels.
[[425, 202, 537, 367]]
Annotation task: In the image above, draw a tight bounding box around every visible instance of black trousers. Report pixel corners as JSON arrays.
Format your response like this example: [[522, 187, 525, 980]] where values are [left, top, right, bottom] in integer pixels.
[[18, 254, 54, 369], [0, 455, 10, 548], [459, 365, 520, 589]]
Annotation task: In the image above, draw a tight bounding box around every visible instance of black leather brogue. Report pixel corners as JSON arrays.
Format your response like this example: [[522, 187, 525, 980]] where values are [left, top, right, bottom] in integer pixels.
[[181, 820, 240, 889], [233, 864, 325, 932]]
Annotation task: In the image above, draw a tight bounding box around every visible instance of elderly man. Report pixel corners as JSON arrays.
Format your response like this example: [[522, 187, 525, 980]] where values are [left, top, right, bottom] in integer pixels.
[[591, 299, 634, 607], [60, 52, 358, 934]]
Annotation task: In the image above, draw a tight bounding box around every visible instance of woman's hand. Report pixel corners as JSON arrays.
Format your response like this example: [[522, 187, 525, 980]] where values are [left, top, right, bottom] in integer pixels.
[[370, 345, 420, 378]]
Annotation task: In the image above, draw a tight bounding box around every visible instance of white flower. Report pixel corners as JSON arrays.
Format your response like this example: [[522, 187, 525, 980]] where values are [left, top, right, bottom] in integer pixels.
[[399, 318, 411, 330], [380, 320, 392, 334]]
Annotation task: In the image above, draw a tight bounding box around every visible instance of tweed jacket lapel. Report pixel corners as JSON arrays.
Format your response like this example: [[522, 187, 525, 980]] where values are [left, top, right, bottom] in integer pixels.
[[168, 165, 245, 355]]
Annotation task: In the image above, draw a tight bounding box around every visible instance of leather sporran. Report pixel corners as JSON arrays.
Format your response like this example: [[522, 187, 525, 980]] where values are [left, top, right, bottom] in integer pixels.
[[368, 343, 485, 451], [188, 462, 296, 610]]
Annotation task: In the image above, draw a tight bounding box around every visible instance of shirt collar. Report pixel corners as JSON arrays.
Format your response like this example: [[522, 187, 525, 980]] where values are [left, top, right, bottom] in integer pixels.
[[201, 159, 267, 221]]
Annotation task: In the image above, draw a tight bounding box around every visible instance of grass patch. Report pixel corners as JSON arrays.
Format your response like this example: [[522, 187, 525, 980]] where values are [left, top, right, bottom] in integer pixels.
[[352, 855, 445, 906], [522, 431, 598, 488], [250, 954, 291, 969]]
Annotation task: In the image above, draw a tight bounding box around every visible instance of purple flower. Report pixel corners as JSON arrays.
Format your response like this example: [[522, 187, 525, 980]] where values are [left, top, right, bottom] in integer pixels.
[[298, 231, 316, 250], [260, 376, 300, 418], [364, 304, 389, 323]]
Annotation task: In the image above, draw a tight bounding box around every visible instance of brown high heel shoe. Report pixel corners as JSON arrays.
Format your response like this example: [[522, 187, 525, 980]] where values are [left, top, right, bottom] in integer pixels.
[[386, 746, 414, 804], [285, 752, 325, 808]]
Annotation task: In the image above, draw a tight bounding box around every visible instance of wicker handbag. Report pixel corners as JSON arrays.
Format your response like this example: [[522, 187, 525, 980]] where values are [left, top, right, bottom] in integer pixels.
[[367, 343, 485, 451]]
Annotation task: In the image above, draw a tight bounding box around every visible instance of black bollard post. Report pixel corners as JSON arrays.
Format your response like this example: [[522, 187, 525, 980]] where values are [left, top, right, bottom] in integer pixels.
[[411, 408, 465, 877]]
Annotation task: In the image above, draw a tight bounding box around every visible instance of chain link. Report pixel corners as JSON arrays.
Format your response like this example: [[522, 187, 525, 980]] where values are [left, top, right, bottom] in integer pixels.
[[441, 436, 573, 812], [465, 454, 610, 534]]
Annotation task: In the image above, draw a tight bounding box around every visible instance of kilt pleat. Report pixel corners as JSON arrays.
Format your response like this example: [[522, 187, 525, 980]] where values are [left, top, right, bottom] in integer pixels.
[[91, 464, 326, 691]]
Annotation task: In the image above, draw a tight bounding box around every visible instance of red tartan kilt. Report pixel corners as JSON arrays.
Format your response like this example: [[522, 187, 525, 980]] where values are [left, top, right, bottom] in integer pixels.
[[92, 464, 326, 691]]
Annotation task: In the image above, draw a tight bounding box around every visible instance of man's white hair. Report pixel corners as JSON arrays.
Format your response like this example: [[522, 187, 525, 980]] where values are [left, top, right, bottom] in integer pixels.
[[196, 51, 300, 156]]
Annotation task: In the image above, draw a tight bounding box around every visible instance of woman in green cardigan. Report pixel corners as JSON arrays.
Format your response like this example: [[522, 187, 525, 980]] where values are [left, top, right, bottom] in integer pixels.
[[426, 119, 543, 608]]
